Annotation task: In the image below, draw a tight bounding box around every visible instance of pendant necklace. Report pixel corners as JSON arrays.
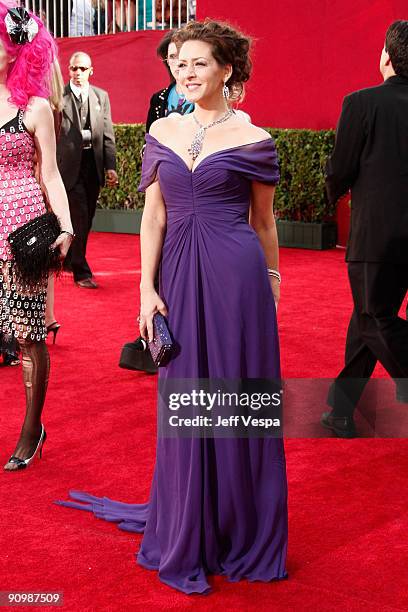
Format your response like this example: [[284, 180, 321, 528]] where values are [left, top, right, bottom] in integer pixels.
[[188, 108, 234, 161]]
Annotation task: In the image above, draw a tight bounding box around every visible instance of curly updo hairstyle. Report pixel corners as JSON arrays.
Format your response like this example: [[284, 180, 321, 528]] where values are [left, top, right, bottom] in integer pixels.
[[173, 19, 252, 103]]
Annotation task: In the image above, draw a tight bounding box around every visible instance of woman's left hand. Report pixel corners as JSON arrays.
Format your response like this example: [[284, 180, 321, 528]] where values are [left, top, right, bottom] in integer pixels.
[[52, 232, 74, 260], [269, 276, 280, 308]]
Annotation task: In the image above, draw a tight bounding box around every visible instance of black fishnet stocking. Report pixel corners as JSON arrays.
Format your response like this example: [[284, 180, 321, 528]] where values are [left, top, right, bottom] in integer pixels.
[[4, 339, 49, 469]]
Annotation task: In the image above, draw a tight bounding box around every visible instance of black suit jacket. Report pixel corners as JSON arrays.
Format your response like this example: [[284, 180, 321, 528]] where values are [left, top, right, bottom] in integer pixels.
[[326, 75, 408, 263], [57, 83, 116, 191], [145, 85, 172, 132]]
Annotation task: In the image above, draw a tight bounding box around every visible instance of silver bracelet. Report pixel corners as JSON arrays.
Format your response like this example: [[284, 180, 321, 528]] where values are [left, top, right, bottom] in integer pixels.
[[60, 230, 75, 238], [267, 268, 281, 283]]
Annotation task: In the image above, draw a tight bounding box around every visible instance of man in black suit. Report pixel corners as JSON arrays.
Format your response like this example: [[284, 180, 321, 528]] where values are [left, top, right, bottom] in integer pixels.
[[57, 52, 117, 288], [321, 21, 408, 437]]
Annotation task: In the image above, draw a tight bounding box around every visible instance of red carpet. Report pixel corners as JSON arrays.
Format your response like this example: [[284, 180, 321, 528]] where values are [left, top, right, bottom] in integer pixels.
[[1, 233, 407, 611]]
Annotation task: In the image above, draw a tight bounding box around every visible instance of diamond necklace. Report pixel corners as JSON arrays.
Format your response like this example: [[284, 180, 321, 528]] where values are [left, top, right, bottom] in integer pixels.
[[188, 108, 234, 161]]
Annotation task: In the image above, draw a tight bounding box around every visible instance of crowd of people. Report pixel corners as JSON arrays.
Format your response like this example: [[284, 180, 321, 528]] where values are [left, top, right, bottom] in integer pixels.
[[29, 0, 196, 37], [1, 0, 408, 597]]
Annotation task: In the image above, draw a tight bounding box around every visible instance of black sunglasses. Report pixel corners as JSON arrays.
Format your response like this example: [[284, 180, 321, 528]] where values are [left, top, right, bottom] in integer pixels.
[[70, 66, 91, 72]]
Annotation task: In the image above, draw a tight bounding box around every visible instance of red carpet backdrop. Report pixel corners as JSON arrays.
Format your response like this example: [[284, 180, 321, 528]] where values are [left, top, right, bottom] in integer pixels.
[[55, 0, 407, 242], [58, 0, 407, 127]]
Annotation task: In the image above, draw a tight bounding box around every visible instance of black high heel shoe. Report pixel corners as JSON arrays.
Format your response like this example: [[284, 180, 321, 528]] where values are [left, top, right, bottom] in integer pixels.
[[3, 351, 20, 366], [47, 322, 61, 344], [4, 425, 47, 471], [119, 336, 158, 374]]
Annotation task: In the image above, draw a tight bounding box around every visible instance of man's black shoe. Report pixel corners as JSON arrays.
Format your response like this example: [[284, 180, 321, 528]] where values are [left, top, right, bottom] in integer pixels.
[[76, 277, 98, 289], [321, 411, 357, 438]]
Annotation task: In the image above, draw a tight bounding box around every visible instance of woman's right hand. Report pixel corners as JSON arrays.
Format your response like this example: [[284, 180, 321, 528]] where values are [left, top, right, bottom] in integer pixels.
[[269, 276, 280, 309], [139, 288, 168, 342]]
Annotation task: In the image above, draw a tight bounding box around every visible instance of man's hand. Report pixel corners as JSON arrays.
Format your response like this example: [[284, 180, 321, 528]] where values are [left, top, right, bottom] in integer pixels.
[[106, 169, 118, 188]]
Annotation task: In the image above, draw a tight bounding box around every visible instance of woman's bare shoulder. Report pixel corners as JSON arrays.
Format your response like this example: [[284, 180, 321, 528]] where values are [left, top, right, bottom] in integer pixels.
[[27, 96, 51, 113], [227, 119, 271, 147], [149, 114, 190, 141], [24, 97, 53, 133], [148, 117, 167, 138], [236, 122, 271, 142]]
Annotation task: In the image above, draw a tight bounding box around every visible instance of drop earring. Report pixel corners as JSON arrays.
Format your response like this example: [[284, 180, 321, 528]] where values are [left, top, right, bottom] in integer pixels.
[[223, 83, 230, 99]]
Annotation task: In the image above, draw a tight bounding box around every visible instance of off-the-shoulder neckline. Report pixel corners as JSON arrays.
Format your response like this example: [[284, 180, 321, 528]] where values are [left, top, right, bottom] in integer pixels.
[[145, 133, 273, 174]]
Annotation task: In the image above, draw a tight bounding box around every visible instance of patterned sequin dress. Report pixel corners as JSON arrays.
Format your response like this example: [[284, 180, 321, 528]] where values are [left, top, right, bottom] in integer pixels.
[[0, 109, 47, 342]]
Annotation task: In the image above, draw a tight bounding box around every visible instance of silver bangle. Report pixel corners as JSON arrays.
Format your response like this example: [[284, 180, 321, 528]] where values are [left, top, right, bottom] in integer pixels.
[[267, 268, 281, 283]]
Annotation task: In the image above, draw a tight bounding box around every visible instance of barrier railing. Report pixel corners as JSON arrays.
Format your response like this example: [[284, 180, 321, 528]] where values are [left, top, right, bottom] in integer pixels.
[[22, 0, 196, 37]]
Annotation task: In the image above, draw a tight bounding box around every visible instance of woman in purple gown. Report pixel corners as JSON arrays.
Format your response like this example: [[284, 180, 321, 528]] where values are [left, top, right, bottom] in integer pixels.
[[58, 20, 288, 594]]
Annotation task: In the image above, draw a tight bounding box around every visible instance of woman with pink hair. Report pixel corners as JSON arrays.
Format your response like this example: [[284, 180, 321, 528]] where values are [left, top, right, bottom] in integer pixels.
[[0, 5, 73, 470]]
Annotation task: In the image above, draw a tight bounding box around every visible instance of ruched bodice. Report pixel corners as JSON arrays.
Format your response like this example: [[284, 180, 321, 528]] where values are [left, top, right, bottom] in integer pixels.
[[141, 134, 279, 223]]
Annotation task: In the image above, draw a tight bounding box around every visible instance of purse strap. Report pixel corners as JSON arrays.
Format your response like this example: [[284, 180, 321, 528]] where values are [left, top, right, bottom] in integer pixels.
[[17, 109, 25, 132]]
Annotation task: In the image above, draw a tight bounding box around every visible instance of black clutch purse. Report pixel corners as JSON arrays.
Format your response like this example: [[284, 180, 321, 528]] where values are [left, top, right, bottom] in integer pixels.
[[119, 337, 158, 374], [148, 313, 174, 367], [7, 212, 62, 286]]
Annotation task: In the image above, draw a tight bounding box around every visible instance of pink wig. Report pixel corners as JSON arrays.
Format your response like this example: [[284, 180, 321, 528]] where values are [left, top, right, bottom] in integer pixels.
[[0, 2, 57, 108]]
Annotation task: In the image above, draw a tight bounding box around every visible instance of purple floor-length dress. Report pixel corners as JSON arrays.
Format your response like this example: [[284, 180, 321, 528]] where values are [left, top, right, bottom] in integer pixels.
[[57, 134, 288, 594]]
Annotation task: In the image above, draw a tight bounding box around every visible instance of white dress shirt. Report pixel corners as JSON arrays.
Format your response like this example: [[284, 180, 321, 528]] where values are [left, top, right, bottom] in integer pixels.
[[70, 81, 90, 103]]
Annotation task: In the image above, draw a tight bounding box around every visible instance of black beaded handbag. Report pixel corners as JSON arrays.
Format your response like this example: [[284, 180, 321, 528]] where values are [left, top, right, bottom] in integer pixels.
[[7, 212, 62, 286]]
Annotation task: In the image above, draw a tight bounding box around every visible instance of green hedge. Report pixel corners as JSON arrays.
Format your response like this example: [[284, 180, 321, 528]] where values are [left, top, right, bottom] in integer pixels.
[[98, 124, 336, 223], [98, 124, 146, 210]]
